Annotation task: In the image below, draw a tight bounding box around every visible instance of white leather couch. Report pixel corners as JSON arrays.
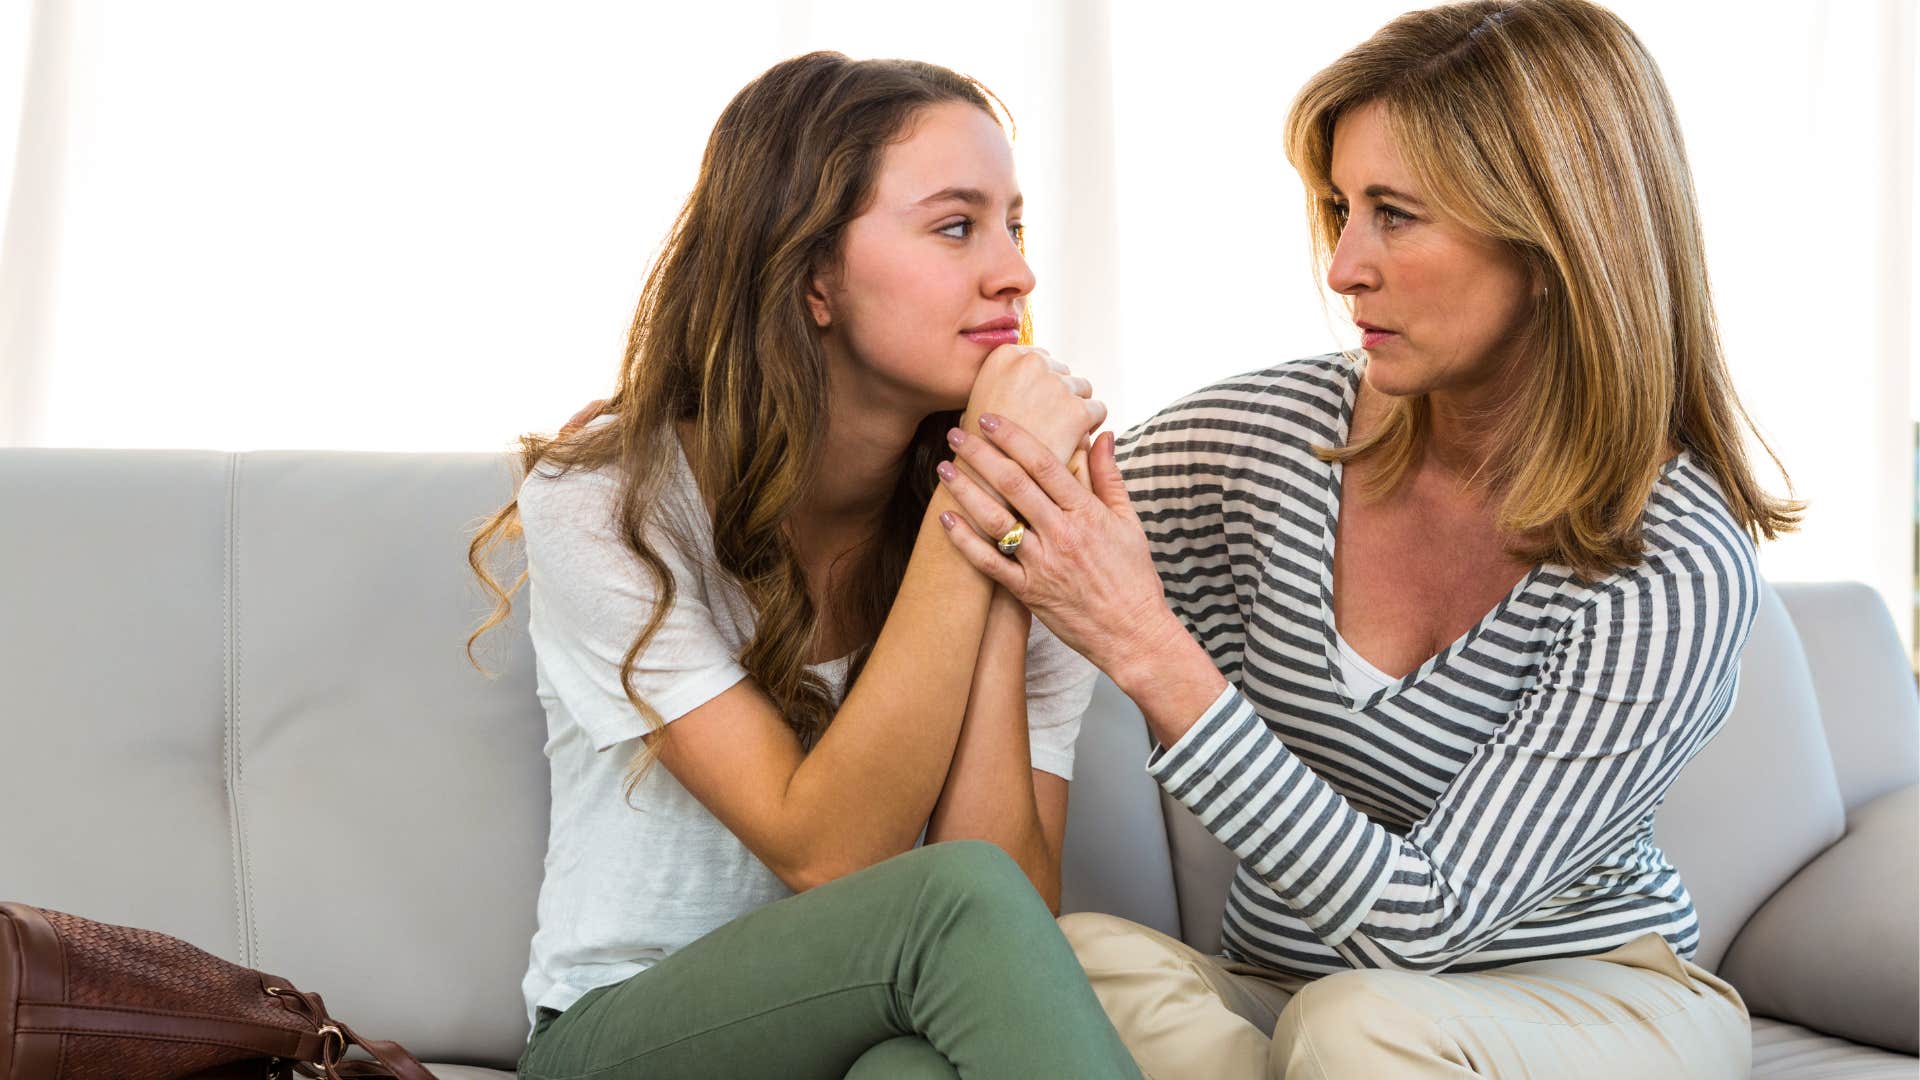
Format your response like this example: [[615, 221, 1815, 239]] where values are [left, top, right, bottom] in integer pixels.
[[3, 450, 1915, 1078]]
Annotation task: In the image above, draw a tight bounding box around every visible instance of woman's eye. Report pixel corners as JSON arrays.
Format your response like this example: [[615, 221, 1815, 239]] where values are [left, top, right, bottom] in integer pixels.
[[1328, 200, 1350, 225], [1378, 205, 1414, 228], [1008, 222, 1025, 245], [938, 219, 973, 239]]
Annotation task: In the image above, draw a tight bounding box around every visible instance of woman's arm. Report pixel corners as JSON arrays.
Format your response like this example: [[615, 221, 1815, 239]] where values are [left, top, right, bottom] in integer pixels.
[[924, 587, 1066, 911], [937, 416, 1762, 971], [1142, 558, 1758, 971]]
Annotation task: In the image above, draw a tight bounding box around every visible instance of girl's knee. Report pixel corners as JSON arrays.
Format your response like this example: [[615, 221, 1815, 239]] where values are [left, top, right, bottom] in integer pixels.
[[843, 1036, 958, 1079], [911, 839, 1025, 893]]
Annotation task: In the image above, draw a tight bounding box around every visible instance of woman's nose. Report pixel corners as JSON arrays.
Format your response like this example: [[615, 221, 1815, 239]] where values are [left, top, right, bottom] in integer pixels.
[[1326, 222, 1378, 295]]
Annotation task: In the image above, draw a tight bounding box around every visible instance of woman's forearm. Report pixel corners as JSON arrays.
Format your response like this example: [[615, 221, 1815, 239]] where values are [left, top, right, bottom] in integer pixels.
[[924, 586, 1058, 906], [1107, 611, 1230, 750]]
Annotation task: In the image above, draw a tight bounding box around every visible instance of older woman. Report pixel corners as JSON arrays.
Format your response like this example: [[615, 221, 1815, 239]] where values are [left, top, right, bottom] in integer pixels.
[[935, 1, 1798, 1076]]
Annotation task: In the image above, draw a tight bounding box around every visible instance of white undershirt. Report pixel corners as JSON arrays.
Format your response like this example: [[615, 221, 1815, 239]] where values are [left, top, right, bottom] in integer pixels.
[[1334, 629, 1397, 694]]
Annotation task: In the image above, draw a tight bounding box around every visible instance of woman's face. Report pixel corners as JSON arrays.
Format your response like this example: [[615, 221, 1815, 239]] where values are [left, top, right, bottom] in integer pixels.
[[811, 101, 1034, 414], [1325, 102, 1536, 400]]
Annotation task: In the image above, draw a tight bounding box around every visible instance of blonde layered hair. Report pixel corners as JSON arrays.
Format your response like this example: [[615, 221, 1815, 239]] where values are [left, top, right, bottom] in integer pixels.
[[1285, 0, 1798, 577]]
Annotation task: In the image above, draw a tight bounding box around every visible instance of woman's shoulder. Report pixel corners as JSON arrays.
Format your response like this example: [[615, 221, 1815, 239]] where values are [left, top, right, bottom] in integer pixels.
[[1635, 453, 1763, 580], [1116, 352, 1358, 465], [1544, 453, 1762, 631]]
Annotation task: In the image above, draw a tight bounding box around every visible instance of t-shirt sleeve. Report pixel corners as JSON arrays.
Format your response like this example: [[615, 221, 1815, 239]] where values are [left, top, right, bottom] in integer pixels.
[[1023, 617, 1097, 781], [520, 467, 748, 752]]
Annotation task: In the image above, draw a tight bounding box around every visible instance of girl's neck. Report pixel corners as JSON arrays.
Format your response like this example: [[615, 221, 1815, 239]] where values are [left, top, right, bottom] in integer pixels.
[[786, 391, 925, 572]]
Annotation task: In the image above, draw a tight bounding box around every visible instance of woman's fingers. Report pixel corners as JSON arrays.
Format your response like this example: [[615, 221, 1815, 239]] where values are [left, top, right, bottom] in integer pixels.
[[935, 461, 1024, 544], [945, 428, 1066, 539], [948, 417, 1089, 530], [938, 511, 1027, 592]]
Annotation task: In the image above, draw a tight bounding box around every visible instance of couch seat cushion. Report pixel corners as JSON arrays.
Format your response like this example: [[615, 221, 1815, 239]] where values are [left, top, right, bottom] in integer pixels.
[[1752, 1017, 1920, 1079]]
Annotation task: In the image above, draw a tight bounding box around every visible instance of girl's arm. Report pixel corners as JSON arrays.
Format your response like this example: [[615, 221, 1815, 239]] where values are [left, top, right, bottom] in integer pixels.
[[637, 348, 1101, 893], [924, 587, 1067, 911]]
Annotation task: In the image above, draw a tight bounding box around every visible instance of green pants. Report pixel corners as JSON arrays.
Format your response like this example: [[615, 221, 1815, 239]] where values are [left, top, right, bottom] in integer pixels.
[[517, 841, 1142, 1079]]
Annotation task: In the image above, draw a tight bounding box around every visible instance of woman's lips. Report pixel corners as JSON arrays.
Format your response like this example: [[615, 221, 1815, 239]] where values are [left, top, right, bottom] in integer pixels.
[[1360, 329, 1397, 349], [962, 327, 1021, 347]]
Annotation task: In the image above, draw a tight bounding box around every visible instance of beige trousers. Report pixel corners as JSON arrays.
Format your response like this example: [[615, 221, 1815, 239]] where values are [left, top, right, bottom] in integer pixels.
[[1059, 913, 1751, 1079]]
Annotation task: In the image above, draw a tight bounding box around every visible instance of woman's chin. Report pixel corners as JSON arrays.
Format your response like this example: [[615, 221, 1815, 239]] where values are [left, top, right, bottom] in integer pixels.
[[1361, 358, 1424, 400]]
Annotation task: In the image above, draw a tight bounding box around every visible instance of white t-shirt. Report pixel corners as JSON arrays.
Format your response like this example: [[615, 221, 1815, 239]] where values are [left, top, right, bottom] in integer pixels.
[[517, 425, 1097, 1027]]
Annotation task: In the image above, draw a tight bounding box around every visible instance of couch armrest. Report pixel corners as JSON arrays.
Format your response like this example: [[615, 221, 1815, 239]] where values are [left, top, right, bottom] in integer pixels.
[[1719, 785, 1918, 1054]]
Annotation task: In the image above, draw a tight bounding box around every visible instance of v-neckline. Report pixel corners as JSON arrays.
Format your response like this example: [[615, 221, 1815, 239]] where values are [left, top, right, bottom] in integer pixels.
[[1315, 361, 1546, 713]]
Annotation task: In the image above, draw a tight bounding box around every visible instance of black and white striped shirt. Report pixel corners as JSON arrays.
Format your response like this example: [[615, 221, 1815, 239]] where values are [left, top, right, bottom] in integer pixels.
[[1117, 353, 1760, 975]]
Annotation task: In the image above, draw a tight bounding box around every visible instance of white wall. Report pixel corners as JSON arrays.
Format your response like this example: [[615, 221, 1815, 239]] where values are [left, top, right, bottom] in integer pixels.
[[1, 0, 1913, 651]]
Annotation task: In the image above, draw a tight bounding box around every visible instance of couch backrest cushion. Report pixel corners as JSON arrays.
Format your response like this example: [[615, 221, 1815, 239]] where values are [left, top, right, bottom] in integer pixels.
[[1774, 583, 1920, 811], [0, 450, 551, 1069], [0, 451, 243, 958], [1060, 678, 1181, 936], [1653, 582, 1846, 971], [226, 453, 548, 1066]]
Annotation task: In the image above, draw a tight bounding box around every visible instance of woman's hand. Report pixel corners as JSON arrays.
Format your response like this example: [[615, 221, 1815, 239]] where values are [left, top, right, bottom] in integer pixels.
[[934, 417, 1186, 682], [962, 345, 1104, 462]]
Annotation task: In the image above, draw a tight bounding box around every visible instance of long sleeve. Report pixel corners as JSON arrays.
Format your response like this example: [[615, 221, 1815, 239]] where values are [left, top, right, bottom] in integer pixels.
[[1146, 538, 1760, 972]]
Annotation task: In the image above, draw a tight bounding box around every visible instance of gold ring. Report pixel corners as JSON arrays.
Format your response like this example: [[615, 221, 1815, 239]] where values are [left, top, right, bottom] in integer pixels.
[[996, 522, 1026, 557]]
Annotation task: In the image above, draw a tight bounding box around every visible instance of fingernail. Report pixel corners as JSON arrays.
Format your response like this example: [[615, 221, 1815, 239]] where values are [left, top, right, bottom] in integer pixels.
[[978, 413, 1002, 433], [939, 511, 958, 530], [947, 428, 967, 448], [936, 461, 957, 482]]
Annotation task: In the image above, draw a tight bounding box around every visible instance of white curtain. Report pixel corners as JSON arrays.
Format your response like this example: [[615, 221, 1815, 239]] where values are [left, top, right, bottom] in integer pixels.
[[1, 0, 1913, 654]]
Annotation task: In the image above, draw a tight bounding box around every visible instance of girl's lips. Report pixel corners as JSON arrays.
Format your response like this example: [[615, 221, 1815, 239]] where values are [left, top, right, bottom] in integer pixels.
[[963, 328, 1021, 347]]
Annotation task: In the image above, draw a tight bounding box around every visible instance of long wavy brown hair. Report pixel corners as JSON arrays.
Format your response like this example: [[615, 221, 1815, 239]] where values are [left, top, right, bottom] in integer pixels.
[[467, 53, 1010, 783], [1285, 0, 1799, 577]]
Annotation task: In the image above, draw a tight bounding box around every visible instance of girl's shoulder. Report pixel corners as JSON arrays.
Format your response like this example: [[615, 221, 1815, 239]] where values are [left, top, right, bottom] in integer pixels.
[[517, 421, 708, 557]]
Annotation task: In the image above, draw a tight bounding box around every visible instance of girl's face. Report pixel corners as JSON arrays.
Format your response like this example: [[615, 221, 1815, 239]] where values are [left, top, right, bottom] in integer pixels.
[[1324, 101, 1536, 401], [810, 101, 1034, 415]]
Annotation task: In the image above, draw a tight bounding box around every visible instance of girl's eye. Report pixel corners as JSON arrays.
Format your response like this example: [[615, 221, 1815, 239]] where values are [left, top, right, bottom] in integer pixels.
[[938, 219, 973, 239], [1008, 222, 1025, 245]]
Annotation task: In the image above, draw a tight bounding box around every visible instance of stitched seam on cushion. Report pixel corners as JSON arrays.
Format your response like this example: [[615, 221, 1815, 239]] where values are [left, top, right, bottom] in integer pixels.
[[222, 453, 256, 967]]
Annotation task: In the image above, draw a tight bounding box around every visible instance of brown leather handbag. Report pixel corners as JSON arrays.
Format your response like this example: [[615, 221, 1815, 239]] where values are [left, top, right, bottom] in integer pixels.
[[0, 902, 438, 1079]]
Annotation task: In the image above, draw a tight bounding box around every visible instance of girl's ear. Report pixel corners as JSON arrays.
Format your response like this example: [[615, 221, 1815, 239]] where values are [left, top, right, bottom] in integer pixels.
[[806, 269, 834, 329]]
